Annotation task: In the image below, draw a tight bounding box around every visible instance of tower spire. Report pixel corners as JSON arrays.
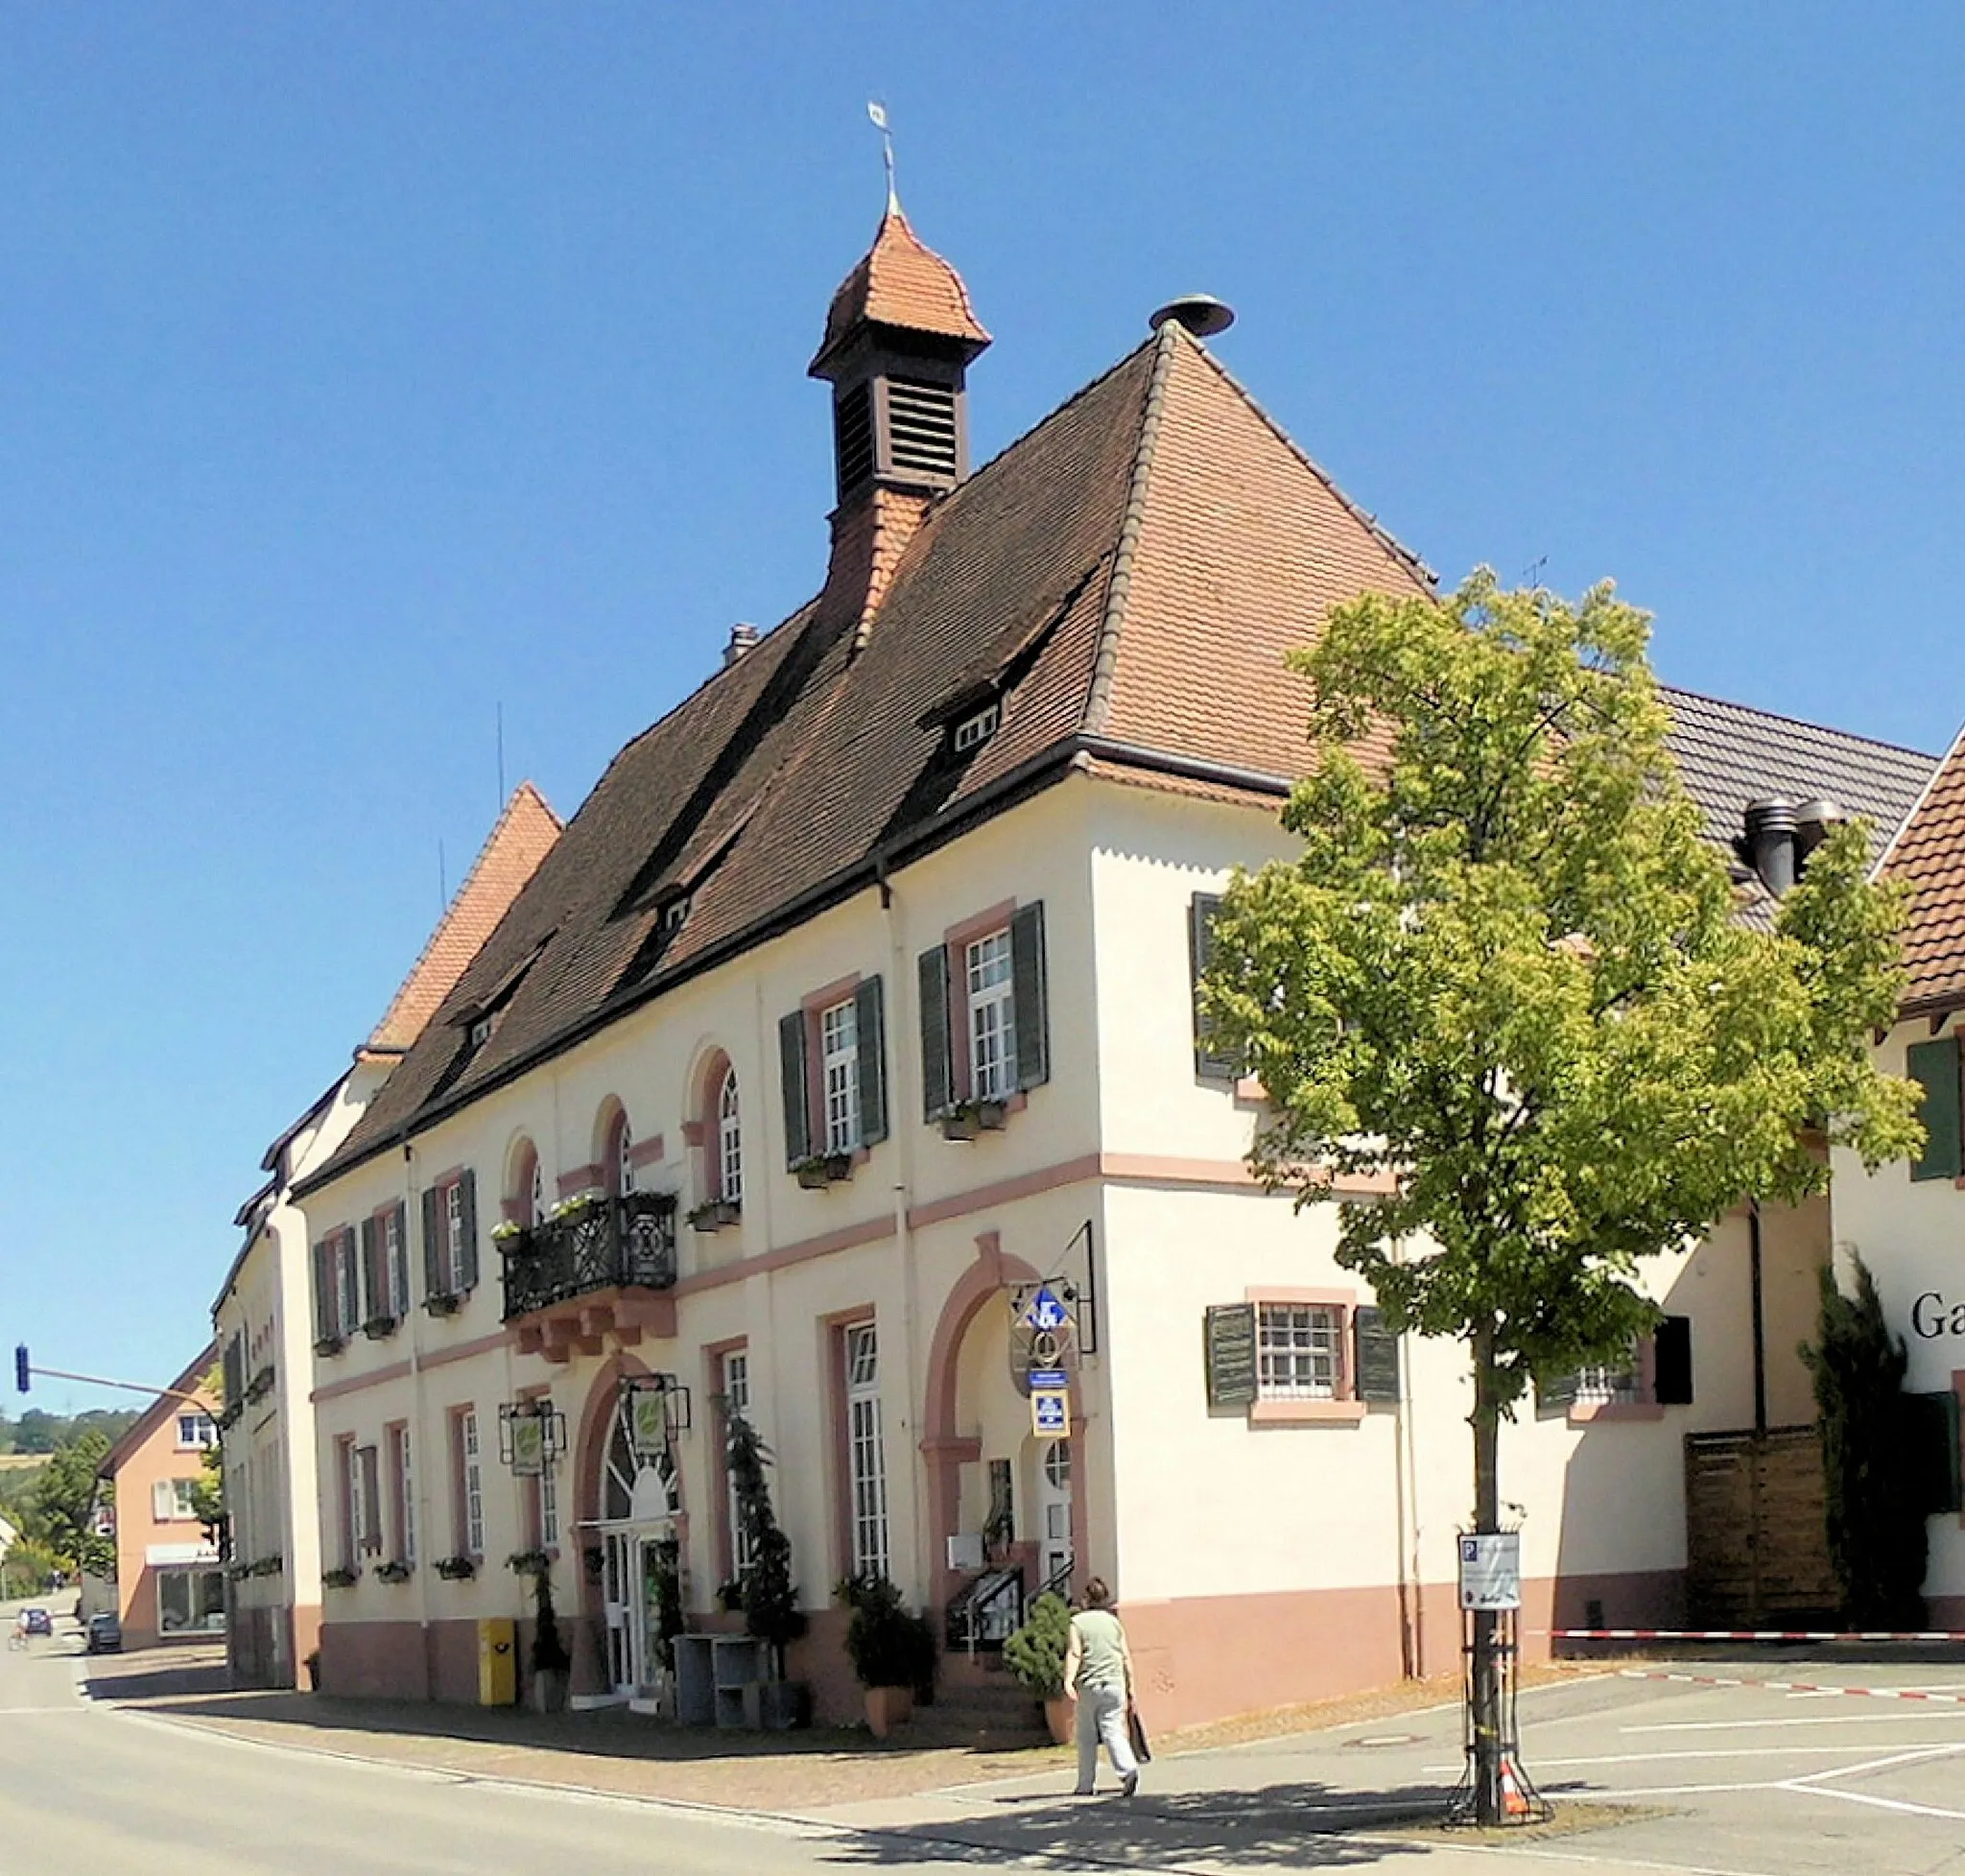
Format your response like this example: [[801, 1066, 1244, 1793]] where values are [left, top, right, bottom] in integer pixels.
[[867, 100, 898, 213]]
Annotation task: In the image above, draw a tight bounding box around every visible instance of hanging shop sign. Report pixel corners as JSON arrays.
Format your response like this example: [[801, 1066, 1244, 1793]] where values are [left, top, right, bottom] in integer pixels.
[[497, 1400, 566, 1478], [1009, 1281, 1081, 1396], [1030, 1388, 1070, 1438], [1457, 1532, 1522, 1612], [619, 1373, 691, 1459]]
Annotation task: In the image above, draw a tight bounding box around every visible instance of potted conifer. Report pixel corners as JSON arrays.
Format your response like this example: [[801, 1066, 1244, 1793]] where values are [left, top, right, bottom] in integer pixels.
[[724, 1407, 811, 1729], [1004, 1591, 1074, 1744]]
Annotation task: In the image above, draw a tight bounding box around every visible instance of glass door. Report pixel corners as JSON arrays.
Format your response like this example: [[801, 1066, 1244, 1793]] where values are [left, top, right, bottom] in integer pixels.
[[1036, 1438, 1073, 1592], [603, 1530, 637, 1697]]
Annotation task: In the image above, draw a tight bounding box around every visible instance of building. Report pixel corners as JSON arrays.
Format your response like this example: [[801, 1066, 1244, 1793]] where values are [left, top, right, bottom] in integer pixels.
[[1830, 715, 1965, 1626], [291, 201, 1935, 1726], [95, 1346, 223, 1649], [213, 782, 561, 1687]]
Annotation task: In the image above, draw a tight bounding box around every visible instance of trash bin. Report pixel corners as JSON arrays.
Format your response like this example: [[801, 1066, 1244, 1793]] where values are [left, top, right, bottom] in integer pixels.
[[478, 1617, 516, 1706]]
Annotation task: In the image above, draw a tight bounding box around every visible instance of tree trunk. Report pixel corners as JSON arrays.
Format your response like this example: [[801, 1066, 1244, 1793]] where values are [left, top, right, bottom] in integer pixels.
[[1469, 1317, 1503, 1825]]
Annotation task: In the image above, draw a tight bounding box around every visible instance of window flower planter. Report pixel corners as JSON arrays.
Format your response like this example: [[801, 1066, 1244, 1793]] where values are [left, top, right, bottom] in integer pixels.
[[489, 1220, 525, 1244], [375, 1559, 414, 1584], [225, 1559, 251, 1583], [246, 1365, 276, 1402], [688, 1198, 743, 1232], [506, 1549, 551, 1579], [939, 1100, 1007, 1141], [434, 1555, 478, 1581], [793, 1153, 854, 1190], [362, 1314, 398, 1342], [321, 1566, 362, 1590], [249, 1555, 284, 1579], [312, 1334, 345, 1358], [424, 1292, 462, 1318]]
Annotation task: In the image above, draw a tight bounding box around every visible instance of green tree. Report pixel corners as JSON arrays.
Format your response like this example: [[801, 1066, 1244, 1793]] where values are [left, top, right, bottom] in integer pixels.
[[27, 1431, 115, 1579], [1202, 572, 1920, 1821], [1802, 1253, 1929, 1627], [722, 1408, 806, 1671]]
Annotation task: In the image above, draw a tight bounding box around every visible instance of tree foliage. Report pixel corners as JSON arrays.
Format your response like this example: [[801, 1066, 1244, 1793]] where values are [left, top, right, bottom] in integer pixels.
[[1802, 1253, 1929, 1627], [1202, 572, 1921, 1411], [1002, 1591, 1072, 1699], [27, 1431, 115, 1579], [722, 1408, 806, 1659]]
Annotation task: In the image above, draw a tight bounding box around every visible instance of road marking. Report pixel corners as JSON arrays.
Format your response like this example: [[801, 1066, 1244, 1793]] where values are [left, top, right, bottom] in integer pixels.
[[1784, 1739, 1965, 1783], [1421, 1743, 1965, 1772], [1626, 1711, 1965, 1732], [1778, 1784, 1965, 1821]]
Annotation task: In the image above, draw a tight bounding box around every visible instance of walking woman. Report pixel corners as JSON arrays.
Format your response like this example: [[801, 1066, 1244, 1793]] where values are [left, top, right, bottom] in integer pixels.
[[1062, 1578, 1139, 1796]]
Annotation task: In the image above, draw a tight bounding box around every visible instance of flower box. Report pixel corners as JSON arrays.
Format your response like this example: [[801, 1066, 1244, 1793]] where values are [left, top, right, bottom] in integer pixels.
[[246, 1365, 276, 1402], [688, 1199, 742, 1232], [939, 1100, 1007, 1141], [434, 1555, 478, 1581], [321, 1566, 361, 1590], [506, 1549, 551, 1579], [424, 1292, 462, 1318], [793, 1153, 854, 1190], [312, 1334, 345, 1359], [375, 1559, 414, 1584], [362, 1314, 398, 1341]]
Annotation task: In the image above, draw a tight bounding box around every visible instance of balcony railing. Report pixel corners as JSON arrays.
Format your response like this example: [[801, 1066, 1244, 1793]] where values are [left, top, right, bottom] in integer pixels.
[[500, 1192, 678, 1323]]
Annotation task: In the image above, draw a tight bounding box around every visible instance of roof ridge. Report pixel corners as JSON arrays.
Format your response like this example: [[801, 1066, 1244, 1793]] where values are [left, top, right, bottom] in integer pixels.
[[1659, 681, 1936, 761], [363, 780, 562, 1053], [1081, 322, 1181, 736], [1172, 325, 1436, 589], [1878, 715, 1965, 881]]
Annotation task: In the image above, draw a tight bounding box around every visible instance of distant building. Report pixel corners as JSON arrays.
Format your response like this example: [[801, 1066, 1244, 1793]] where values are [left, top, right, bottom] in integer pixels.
[[94, 1347, 222, 1649], [213, 783, 561, 1687]]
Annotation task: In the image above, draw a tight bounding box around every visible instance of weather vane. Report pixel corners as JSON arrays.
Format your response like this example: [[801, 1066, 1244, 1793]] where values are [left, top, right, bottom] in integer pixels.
[[867, 99, 898, 212]]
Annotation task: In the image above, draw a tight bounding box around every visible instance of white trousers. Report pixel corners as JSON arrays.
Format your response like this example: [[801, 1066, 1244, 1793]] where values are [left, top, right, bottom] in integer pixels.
[[1074, 1684, 1138, 1792]]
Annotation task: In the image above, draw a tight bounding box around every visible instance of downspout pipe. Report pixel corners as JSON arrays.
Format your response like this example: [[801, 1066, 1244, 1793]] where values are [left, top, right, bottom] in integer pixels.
[[1747, 1199, 1767, 1439]]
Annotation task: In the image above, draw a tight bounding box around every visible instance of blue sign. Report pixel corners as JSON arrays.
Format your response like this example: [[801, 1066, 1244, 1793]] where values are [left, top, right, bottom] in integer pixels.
[[1030, 1389, 1070, 1437], [1026, 1286, 1070, 1331], [1027, 1367, 1068, 1389]]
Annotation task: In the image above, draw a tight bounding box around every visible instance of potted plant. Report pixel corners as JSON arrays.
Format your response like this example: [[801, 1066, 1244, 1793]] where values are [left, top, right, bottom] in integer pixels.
[[321, 1565, 361, 1590], [838, 1574, 936, 1738], [506, 1549, 551, 1579], [529, 1569, 572, 1713], [1003, 1592, 1074, 1744], [424, 1292, 462, 1318], [723, 1406, 811, 1730], [939, 1099, 1009, 1142], [688, 1198, 742, 1232], [435, 1554, 478, 1581], [792, 1152, 853, 1189]]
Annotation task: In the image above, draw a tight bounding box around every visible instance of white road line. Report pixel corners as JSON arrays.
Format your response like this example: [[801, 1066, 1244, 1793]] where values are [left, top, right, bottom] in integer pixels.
[[1775, 1784, 1965, 1821], [1375, 1840, 1791, 1876], [1421, 1744, 1965, 1773], [1625, 1711, 1965, 1733], [1784, 1739, 1965, 1783]]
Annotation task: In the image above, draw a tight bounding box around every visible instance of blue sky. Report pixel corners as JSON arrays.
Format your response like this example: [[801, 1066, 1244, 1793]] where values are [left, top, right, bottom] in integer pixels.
[[4, 4, 1961, 1408]]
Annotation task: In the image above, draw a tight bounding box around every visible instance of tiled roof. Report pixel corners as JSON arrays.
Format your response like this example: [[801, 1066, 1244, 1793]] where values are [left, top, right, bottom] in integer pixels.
[[299, 310, 1938, 1194], [364, 780, 563, 1055], [811, 208, 990, 372], [1881, 721, 1965, 1013]]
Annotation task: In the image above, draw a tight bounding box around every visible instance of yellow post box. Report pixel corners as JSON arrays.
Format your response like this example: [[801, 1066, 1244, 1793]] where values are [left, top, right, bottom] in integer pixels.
[[478, 1617, 516, 1706]]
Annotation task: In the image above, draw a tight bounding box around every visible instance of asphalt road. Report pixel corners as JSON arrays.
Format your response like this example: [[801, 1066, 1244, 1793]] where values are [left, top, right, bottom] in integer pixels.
[[11, 1600, 1965, 1875]]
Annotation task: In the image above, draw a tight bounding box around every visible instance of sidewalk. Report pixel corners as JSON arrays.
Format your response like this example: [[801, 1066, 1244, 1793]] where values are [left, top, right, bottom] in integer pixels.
[[84, 1644, 1615, 1834]]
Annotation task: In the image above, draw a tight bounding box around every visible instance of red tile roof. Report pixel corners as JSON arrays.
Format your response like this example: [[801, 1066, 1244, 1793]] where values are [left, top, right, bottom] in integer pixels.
[[811, 208, 990, 372], [1882, 720, 1965, 1014]]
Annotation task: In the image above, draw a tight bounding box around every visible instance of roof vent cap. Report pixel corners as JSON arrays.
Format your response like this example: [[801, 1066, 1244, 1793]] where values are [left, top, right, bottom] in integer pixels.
[[723, 623, 760, 668], [1743, 796, 1799, 899], [1794, 797, 1846, 859], [1149, 295, 1236, 339]]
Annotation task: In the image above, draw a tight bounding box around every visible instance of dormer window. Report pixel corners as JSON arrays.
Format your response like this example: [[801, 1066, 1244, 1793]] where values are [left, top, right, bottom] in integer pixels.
[[664, 896, 691, 934], [954, 702, 999, 754], [468, 1015, 494, 1051]]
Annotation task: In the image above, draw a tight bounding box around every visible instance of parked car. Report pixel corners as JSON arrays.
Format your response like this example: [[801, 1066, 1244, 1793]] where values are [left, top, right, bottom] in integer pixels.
[[21, 1607, 52, 1636], [84, 1613, 121, 1653]]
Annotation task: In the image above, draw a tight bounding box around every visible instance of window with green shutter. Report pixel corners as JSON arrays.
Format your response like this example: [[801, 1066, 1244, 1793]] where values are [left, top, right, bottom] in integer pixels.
[[1190, 891, 1242, 1080], [1907, 1036, 1963, 1182]]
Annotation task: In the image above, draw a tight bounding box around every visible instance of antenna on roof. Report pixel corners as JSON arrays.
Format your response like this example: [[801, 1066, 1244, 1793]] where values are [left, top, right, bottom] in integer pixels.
[[1521, 555, 1549, 588], [867, 100, 898, 213]]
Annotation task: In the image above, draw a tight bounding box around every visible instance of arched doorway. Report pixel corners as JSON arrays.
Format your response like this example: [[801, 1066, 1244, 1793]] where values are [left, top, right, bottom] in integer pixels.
[[592, 1394, 678, 1700]]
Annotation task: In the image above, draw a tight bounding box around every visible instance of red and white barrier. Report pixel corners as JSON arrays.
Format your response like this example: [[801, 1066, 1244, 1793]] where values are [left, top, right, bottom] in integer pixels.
[[1550, 1627, 1965, 1644], [1618, 1668, 1965, 1705]]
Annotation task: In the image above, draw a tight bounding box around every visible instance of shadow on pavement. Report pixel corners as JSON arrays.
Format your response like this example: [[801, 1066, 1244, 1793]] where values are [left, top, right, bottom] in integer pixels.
[[820, 1781, 1453, 1868]]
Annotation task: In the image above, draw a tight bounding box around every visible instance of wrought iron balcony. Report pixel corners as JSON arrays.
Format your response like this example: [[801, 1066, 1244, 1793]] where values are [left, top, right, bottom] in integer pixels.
[[500, 1192, 678, 1324]]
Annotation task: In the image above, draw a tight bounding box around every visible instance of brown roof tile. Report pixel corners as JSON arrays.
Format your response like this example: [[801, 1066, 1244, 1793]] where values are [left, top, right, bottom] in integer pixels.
[[1882, 720, 1965, 1013], [300, 310, 1932, 1193], [365, 781, 563, 1054], [811, 208, 990, 372]]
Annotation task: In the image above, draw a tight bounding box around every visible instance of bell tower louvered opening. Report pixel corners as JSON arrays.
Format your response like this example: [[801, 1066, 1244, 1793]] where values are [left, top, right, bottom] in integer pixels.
[[828, 353, 968, 502], [834, 381, 876, 502], [885, 377, 959, 481]]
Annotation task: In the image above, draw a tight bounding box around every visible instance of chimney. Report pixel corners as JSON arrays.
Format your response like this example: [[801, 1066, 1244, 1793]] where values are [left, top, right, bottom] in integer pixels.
[[1743, 797, 1799, 898], [723, 622, 760, 668], [809, 205, 989, 651]]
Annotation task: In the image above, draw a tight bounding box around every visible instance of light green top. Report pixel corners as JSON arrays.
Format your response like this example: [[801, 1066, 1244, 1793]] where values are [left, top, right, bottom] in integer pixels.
[[1068, 1608, 1128, 1693]]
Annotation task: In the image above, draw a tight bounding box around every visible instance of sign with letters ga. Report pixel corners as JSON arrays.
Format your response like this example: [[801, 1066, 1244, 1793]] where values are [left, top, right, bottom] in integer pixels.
[[1457, 1532, 1522, 1611], [1030, 1389, 1070, 1438]]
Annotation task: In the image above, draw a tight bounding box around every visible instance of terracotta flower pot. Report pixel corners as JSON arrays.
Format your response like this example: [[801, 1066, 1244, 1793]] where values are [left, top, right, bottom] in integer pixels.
[[864, 1684, 914, 1737], [1044, 1697, 1074, 1745]]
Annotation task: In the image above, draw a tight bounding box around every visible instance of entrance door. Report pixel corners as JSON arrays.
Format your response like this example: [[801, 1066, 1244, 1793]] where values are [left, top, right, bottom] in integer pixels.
[[1035, 1437, 1072, 1594], [602, 1529, 639, 1697]]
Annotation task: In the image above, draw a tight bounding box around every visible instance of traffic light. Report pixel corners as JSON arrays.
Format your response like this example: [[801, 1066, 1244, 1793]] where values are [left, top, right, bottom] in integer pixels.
[[13, 1344, 28, 1393]]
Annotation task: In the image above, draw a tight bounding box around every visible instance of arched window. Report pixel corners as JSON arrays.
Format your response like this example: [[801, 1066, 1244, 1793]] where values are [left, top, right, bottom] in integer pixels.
[[608, 1109, 634, 1197], [601, 1394, 678, 1523], [530, 1154, 546, 1227], [718, 1067, 743, 1206], [512, 1142, 543, 1228]]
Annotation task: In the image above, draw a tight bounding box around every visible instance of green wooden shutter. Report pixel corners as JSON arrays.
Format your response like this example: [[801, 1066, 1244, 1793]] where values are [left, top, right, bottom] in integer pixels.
[[779, 1009, 811, 1165], [1353, 1307, 1402, 1403], [1908, 1036, 1963, 1182], [856, 975, 888, 1146], [918, 946, 952, 1119], [1190, 891, 1241, 1080], [1010, 901, 1050, 1091], [312, 1239, 333, 1342], [1204, 1303, 1259, 1407], [456, 1171, 479, 1293], [339, 1229, 360, 1336], [1653, 1316, 1694, 1405], [360, 1217, 381, 1323], [421, 1187, 442, 1301]]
